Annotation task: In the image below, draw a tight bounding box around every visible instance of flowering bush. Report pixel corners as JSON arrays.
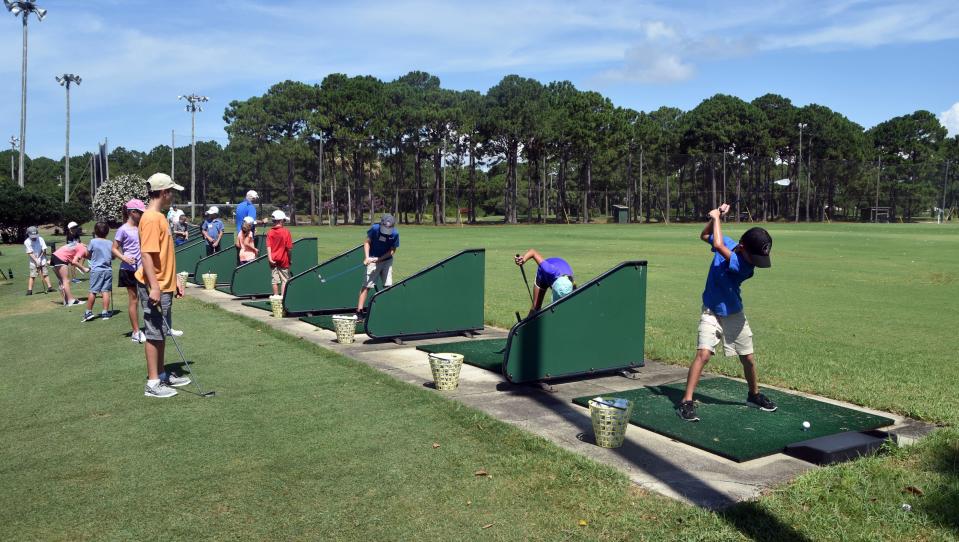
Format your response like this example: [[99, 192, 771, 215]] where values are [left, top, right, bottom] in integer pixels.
[[92, 174, 147, 226]]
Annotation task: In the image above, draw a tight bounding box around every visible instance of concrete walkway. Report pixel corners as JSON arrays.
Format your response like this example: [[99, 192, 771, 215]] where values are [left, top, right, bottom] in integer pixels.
[[188, 285, 935, 509]]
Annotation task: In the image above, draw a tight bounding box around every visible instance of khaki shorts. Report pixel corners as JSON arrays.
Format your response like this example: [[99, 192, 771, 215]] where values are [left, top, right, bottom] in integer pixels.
[[271, 266, 291, 285], [363, 258, 393, 289], [29, 259, 49, 278], [697, 308, 754, 356]]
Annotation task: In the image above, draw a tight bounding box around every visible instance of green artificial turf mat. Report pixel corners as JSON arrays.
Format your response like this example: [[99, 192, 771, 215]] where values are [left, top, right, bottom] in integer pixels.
[[242, 300, 273, 312], [417, 339, 506, 373], [300, 314, 367, 334], [572, 377, 896, 462]]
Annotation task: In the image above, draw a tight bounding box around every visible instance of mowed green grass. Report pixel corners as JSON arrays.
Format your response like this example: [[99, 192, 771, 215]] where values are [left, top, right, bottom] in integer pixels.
[[0, 223, 957, 541], [293, 221, 959, 425]]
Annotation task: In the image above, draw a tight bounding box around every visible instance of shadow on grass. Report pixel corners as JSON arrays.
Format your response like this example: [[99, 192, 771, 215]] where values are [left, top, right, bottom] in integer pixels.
[[920, 435, 959, 534], [497, 380, 813, 542]]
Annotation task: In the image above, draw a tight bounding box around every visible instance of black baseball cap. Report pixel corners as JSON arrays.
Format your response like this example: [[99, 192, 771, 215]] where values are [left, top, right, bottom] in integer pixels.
[[379, 214, 396, 235], [740, 227, 772, 268]]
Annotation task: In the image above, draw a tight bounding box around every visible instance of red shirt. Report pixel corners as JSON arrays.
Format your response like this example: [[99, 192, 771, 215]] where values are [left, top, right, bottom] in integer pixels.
[[267, 225, 293, 268]]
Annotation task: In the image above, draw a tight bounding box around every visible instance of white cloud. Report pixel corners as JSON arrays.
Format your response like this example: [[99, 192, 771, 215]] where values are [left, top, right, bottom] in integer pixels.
[[941, 103, 959, 137], [600, 47, 694, 84]]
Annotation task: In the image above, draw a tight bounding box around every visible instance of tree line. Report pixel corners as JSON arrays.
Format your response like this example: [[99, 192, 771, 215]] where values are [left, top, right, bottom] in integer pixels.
[[6, 71, 959, 226]]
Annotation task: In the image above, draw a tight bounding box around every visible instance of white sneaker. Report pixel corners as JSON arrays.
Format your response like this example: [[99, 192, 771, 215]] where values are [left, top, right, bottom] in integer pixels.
[[144, 381, 177, 398], [167, 328, 184, 337], [164, 374, 192, 388]]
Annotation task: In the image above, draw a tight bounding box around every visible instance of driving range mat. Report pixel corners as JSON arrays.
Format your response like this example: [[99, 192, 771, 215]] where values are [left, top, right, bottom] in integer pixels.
[[300, 315, 367, 335], [417, 339, 506, 373], [572, 377, 895, 462], [242, 300, 273, 312]]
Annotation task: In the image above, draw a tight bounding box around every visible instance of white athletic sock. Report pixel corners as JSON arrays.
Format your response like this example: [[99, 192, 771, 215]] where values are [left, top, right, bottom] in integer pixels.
[[147, 379, 160, 388]]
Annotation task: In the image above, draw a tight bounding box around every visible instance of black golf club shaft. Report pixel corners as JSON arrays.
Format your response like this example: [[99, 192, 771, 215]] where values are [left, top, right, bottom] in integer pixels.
[[159, 304, 215, 397], [515, 254, 534, 305]]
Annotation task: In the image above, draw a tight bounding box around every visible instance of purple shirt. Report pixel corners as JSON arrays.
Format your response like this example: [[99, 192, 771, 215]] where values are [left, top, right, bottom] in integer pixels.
[[114, 223, 141, 271], [535, 257, 573, 289]]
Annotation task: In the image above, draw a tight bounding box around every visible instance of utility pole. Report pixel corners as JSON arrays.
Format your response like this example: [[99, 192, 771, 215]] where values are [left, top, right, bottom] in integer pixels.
[[9, 136, 18, 183], [171, 129, 175, 178], [797, 123, 806, 222], [56, 73, 80, 203], [6, 1, 47, 187], [942, 160, 950, 223], [178, 94, 208, 219], [875, 151, 882, 223]]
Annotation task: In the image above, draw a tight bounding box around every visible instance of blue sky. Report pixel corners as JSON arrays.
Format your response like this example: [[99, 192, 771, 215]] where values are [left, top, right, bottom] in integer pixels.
[[1, 0, 958, 161]]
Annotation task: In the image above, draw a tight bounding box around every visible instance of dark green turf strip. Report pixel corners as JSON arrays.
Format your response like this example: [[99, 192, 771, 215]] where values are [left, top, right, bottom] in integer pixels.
[[242, 300, 273, 312], [572, 377, 895, 462], [417, 339, 506, 373], [300, 315, 367, 334]]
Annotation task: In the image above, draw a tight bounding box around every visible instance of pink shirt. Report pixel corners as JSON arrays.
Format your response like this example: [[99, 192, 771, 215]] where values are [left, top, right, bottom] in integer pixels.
[[238, 231, 258, 262], [53, 242, 88, 265]]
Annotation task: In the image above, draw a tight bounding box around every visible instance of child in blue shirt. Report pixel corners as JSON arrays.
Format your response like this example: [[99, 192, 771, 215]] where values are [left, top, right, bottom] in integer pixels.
[[202, 206, 225, 256], [678, 203, 776, 422], [514, 248, 574, 317], [356, 214, 399, 317], [83, 222, 115, 322]]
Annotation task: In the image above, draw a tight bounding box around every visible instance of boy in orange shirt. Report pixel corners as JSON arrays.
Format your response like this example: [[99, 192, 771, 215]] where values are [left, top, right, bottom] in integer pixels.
[[136, 173, 191, 398]]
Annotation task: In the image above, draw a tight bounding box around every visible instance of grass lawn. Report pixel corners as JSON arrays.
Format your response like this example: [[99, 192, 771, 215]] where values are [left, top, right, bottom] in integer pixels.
[[1, 222, 957, 540]]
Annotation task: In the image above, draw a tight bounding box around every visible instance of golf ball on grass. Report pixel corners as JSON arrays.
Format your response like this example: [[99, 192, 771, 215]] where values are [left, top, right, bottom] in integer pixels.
[[802, 421, 811, 430]]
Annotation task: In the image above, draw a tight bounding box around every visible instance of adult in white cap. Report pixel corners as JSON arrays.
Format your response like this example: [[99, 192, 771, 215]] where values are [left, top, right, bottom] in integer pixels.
[[201, 205, 224, 256], [235, 189, 259, 233], [136, 173, 191, 398], [24, 226, 55, 295]]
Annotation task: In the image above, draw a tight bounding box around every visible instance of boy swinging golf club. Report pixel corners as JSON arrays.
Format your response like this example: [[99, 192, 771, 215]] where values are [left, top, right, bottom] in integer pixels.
[[677, 203, 777, 422], [514, 249, 574, 317], [356, 214, 398, 319]]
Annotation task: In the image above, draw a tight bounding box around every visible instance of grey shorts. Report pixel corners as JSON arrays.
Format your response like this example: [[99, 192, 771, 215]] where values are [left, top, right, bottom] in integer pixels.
[[363, 259, 393, 289], [137, 282, 173, 342], [88, 269, 113, 294]]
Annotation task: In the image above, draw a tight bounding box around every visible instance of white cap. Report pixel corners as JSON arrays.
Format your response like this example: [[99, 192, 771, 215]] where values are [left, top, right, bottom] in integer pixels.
[[67, 221, 78, 229], [206, 206, 220, 215], [246, 190, 259, 200], [146, 172, 184, 192], [242, 216, 255, 224], [271, 209, 288, 221]]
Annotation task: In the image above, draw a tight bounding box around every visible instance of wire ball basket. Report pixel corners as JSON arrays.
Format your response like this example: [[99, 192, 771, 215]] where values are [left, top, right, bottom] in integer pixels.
[[588, 397, 634, 448], [428, 353, 464, 391], [332, 314, 358, 344], [201, 273, 217, 290]]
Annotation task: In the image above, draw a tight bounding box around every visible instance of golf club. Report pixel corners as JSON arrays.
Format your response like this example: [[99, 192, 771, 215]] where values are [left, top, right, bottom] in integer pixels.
[[515, 254, 534, 305], [318, 255, 392, 283], [159, 305, 215, 397], [515, 311, 522, 323]]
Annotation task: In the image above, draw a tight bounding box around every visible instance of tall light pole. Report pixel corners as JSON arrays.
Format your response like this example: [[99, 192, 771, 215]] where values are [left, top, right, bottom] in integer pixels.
[[796, 123, 806, 223], [875, 149, 882, 223], [5, 1, 46, 188], [178, 94, 208, 219], [56, 73, 80, 203]]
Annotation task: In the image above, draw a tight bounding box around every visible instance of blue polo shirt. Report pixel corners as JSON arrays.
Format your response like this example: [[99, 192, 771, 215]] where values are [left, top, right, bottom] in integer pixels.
[[202, 218, 224, 247], [535, 257, 573, 289], [702, 235, 754, 317], [235, 200, 257, 232], [367, 224, 399, 258]]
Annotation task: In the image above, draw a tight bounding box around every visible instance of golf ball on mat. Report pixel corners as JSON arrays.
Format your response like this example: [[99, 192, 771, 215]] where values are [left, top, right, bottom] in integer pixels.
[[802, 421, 811, 430]]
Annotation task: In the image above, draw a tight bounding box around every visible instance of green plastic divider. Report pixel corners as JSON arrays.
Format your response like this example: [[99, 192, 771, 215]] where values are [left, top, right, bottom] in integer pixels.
[[227, 238, 318, 298], [571, 377, 895, 462], [365, 249, 485, 340], [191, 234, 260, 286], [176, 233, 233, 277], [503, 261, 647, 383], [281, 245, 378, 315]]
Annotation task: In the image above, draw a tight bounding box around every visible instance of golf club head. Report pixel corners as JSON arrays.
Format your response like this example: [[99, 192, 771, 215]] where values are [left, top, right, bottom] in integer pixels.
[[201, 391, 216, 397]]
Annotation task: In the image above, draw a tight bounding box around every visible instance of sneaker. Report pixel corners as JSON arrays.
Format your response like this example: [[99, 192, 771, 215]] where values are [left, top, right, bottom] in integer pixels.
[[677, 400, 700, 422], [46, 287, 55, 293], [71, 278, 81, 284], [65, 299, 82, 306], [100, 311, 112, 320], [164, 373, 192, 388], [82, 310, 98, 322], [747, 392, 778, 412], [166, 328, 184, 337], [25, 290, 32, 296], [144, 381, 177, 398]]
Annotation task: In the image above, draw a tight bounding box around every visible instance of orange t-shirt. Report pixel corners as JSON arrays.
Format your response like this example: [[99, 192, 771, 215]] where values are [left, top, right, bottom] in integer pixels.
[[135, 210, 177, 292]]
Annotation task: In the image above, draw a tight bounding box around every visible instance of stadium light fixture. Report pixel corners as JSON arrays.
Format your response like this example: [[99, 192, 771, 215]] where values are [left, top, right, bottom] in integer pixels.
[[6, 0, 46, 187]]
